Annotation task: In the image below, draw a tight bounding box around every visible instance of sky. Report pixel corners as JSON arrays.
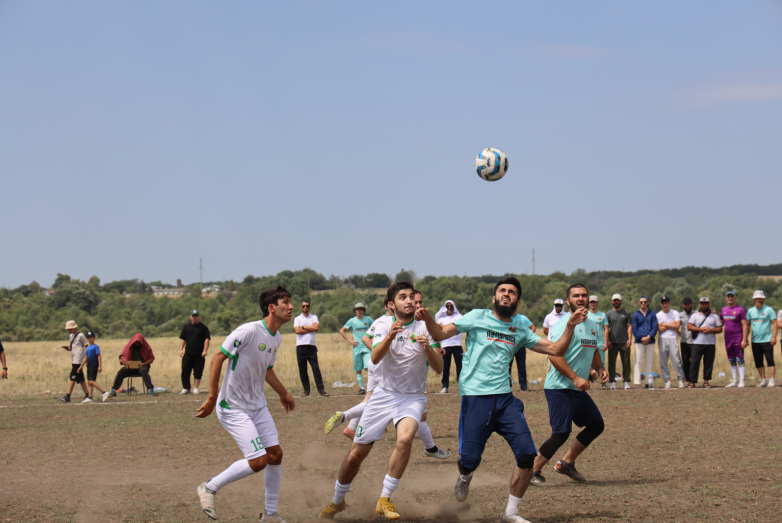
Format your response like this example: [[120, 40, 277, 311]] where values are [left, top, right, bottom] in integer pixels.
[[2, 1, 781, 288]]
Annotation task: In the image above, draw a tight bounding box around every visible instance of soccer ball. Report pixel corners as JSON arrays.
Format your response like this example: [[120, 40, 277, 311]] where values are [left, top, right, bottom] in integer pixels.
[[475, 148, 508, 182]]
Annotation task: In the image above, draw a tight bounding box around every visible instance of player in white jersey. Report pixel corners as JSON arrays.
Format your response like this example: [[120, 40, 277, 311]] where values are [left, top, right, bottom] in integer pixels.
[[325, 292, 451, 459], [195, 286, 295, 523], [320, 282, 444, 520]]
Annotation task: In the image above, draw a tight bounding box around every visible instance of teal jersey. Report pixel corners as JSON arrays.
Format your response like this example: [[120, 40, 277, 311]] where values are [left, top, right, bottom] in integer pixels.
[[455, 309, 541, 396], [545, 313, 599, 391], [344, 316, 374, 349], [512, 313, 533, 329], [587, 310, 608, 365], [747, 305, 775, 343]]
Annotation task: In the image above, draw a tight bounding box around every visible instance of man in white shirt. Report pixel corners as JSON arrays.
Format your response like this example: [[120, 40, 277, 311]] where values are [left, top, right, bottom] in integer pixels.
[[543, 299, 567, 339], [320, 282, 444, 521], [59, 320, 91, 403], [293, 300, 327, 397], [656, 296, 686, 388], [686, 297, 723, 389], [195, 285, 296, 523], [436, 299, 463, 393]]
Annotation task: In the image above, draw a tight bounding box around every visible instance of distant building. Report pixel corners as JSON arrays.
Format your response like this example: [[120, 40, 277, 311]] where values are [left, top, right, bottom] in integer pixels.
[[201, 285, 221, 294], [43, 289, 55, 296], [177, 279, 182, 287], [153, 288, 184, 297]]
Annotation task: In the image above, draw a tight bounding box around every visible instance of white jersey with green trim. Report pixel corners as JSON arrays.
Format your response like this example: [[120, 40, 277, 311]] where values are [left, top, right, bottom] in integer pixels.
[[217, 319, 281, 411], [370, 315, 439, 395]]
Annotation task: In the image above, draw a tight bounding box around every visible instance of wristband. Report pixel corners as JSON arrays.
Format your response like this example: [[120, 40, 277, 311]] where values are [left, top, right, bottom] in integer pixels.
[[2, 368, 7, 370]]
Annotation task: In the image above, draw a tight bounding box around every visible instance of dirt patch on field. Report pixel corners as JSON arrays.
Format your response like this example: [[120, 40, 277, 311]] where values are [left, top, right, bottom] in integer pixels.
[[0, 387, 780, 522]]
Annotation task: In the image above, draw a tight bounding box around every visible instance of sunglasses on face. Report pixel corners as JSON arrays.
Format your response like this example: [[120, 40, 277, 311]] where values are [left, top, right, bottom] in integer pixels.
[[639, 301, 648, 304], [302, 305, 310, 308]]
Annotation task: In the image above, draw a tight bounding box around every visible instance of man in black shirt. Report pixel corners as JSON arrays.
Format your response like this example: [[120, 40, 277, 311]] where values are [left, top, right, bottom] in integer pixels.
[[179, 310, 211, 395]]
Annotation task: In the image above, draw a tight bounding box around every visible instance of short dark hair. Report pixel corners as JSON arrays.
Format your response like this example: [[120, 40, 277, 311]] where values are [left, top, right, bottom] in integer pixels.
[[259, 285, 291, 317], [566, 283, 588, 300], [383, 296, 390, 307], [301, 299, 310, 305], [493, 276, 522, 297], [413, 288, 422, 296], [387, 281, 415, 302]]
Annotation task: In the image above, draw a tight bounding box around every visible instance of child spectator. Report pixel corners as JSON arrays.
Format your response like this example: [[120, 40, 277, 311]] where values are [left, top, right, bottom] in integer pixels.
[[77, 331, 109, 402]]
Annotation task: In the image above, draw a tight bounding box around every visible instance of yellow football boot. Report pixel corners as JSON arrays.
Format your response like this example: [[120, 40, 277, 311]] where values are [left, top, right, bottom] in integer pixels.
[[319, 500, 347, 519], [375, 497, 400, 520]]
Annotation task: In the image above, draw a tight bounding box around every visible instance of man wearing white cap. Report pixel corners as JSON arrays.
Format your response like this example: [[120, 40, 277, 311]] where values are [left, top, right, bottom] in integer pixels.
[[586, 296, 609, 365], [746, 290, 778, 387], [436, 300, 463, 394], [543, 299, 567, 340], [59, 320, 91, 403], [340, 303, 374, 395], [606, 294, 632, 389], [686, 297, 723, 388]]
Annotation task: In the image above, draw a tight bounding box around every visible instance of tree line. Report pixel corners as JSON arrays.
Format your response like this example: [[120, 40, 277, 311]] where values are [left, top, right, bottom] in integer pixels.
[[1, 264, 780, 342]]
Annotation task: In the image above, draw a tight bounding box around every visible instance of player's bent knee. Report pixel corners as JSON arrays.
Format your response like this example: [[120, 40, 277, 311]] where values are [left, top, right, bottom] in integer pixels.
[[575, 420, 604, 447], [248, 455, 267, 473], [266, 445, 283, 464], [458, 457, 479, 475], [539, 432, 570, 460], [516, 454, 535, 470]]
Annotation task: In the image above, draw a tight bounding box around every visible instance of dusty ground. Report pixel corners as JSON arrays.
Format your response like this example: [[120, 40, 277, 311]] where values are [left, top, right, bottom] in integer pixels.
[[0, 385, 780, 523]]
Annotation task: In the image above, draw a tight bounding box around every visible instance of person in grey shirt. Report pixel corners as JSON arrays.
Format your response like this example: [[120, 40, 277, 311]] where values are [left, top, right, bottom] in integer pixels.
[[605, 294, 633, 390], [686, 297, 723, 388], [679, 298, 695, 385]]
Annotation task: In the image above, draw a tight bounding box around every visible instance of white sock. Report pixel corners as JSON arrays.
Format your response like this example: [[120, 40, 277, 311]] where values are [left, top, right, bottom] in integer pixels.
[[417, 420, 435, 449], [504, 494, 522, 516], [380, 474, 400, 498], [206, 459, 255, 491], [739, 365, 746, 380], [264, 464, 282, 515], [730, 366, 738, 381], [348, 417, 360, 431], [333, 480, 352, 504], [343, 402, 366, 421]]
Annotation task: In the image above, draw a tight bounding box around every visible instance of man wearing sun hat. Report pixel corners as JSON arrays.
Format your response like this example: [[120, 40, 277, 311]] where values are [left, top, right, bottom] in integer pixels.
[[686, 297, 723, 388], [59, 320, 91, 403], [340, 302, 373, 395], [746, 290, 778, 387]]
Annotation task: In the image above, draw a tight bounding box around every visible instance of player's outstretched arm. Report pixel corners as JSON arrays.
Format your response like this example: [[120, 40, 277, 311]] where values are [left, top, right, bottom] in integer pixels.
[[266, 369, 295, 413], [529, 308, 587, 356], [549, 355, 589, 391], [415, 308, 459, 341], [196, 351, 229, 418]]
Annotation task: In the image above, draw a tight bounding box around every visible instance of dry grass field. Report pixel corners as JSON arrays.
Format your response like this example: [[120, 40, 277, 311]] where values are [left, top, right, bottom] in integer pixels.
[[0, 333, 775, 396]]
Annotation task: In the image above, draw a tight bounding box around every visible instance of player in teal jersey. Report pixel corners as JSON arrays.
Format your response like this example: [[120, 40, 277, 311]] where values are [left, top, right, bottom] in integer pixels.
[[340, 303, 374, 394], [586, 295, 609, 388], [531, 284, 608, 487]]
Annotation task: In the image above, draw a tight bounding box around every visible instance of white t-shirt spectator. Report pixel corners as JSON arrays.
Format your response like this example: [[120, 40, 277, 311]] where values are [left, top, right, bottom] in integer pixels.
[[543, 311, 567, 340], [656, 310, 680, 339], [437, 314, 463, 347], [687, 311, 723, 345], [294, 313, 318, 346]]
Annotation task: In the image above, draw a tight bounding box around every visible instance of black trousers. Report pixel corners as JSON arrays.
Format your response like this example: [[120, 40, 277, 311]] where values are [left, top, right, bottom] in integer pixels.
[[690, 344, 715, 383], [112, 365, 154, 391], [680, 342, 693, 382], [296, 345, 325, 394], [181, 353, 206, 389], [441, 346, 463, 389], [608, 345, 631, 383], [508, 349, 527, 389]]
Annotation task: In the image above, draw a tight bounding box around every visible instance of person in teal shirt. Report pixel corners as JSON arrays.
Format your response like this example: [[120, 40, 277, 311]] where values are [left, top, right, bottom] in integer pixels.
[[509, 313, 536, 391], [419, 277, 586, 523], [586, 295, 609, 368], [530, 284, 608, 487], [339, 302, 373, 394], [746, 290, 779, 387]]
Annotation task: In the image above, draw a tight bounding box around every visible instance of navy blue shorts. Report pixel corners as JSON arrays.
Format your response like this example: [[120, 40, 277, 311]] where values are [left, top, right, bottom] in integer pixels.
[[544, 388, 603, 434], [458, 393, 537, 472]]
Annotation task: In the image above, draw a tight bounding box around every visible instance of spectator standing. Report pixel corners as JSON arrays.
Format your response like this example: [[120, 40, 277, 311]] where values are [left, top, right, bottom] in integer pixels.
[[587, 296, 609, 388], [59, 320, 90, 403], [509, 312, 536, 391], [339, 302, 373, 395], [686, 297, 723, 388], [720, 291, 749, 388], [632, 296, 658, 389], [542, 299, 566, 339], [0, 339, 6, 379], [679, 298, 696, 384], [746, 290, 778, 387], [606, 294, 633, 389], [77, 331, 110, 402], [179, 310, 211, 395], [294, 300, 328, 397], [436, 300, 464, 394], [656, 296, 686, 388]]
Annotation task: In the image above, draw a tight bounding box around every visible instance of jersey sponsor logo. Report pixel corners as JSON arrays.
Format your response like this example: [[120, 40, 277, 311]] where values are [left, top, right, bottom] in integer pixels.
[[581, 337, 598, 348], [486, 329, 516, 345], [591, 329, 596, 337], [233, 339, 241, 348], [509, 326, 517, 333], [259, 343, 267, 352]]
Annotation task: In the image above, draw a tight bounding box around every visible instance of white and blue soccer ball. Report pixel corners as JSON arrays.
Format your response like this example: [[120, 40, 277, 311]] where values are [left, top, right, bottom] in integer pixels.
[[475, 148, 509, 182]]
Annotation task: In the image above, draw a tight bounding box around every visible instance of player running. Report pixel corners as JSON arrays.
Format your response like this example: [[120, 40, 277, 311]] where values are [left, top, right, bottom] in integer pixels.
[[340, 303, 374, 395], [418, 277, 586, 523], [195, 286, 296, 523], [325, 292, 451, 459], [320, 282, 444, 520], [530, 284, 607, 487]]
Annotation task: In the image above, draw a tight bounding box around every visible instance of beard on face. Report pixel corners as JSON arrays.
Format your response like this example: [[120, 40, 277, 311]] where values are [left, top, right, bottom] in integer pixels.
[[494, 301, 517, 318]]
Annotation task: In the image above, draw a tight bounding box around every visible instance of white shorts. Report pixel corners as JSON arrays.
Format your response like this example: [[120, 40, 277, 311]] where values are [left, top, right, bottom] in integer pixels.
[[354, 386, 426, 444], [217, 405, 279, 460]]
